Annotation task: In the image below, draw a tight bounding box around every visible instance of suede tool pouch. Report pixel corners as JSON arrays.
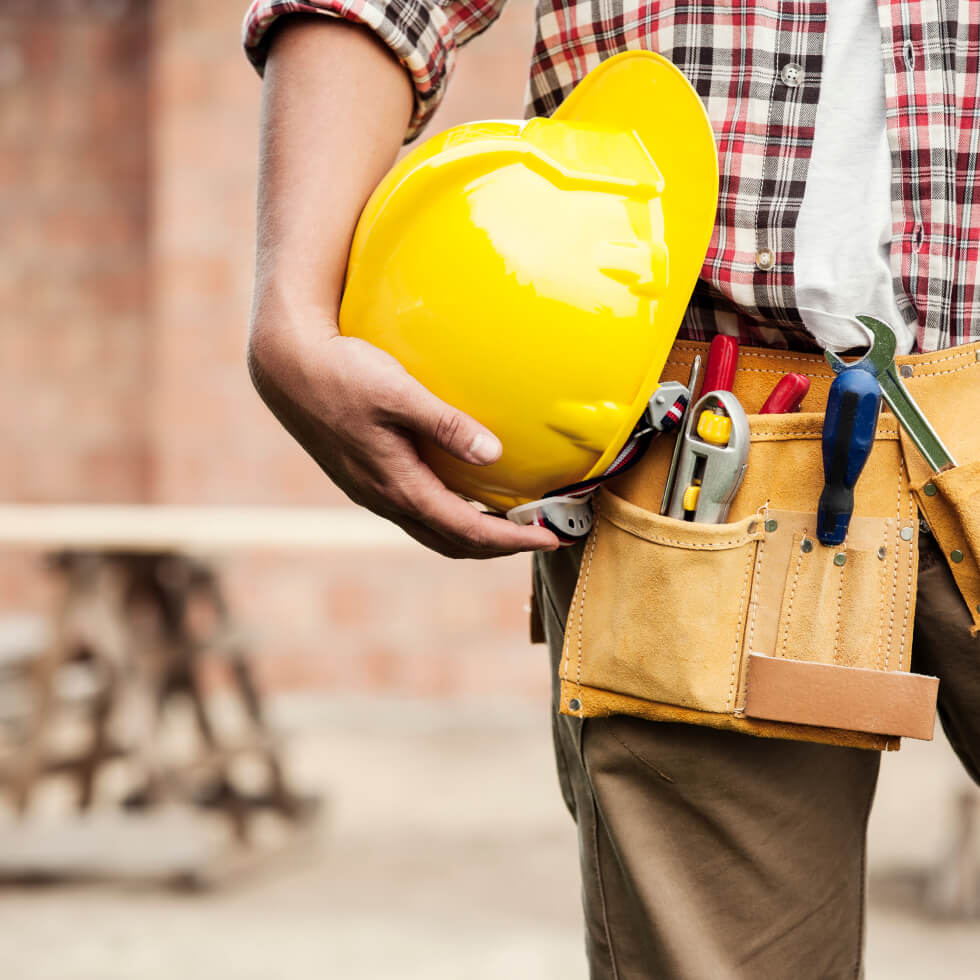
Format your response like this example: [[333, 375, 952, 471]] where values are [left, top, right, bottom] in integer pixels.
[[557, 344, 940, 751], [891, 341, 980, 634]]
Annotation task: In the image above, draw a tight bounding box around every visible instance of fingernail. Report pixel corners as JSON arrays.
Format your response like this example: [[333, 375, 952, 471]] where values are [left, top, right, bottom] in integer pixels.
[[469, 432, 501, 464]]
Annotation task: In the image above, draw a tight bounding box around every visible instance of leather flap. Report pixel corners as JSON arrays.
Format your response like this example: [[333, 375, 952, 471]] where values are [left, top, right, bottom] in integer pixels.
[[743, 654, 938, 741]]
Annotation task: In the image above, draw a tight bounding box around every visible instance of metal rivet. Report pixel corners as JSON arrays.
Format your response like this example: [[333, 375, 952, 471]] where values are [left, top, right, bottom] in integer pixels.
[[900, 364, 914, 378], [900, 526, 915, 541], [924, 482, 938, 496], [975, 603, 980, 615], [765, 519, 778, 532], [878, 546, 887, 560], [568, 698, 581, 711], [834, 553, 847, 566], [755, 248, 775, 271], [975, 351, 980, 362], [801, 538, 813, 553], [951, 550, 964, 564]]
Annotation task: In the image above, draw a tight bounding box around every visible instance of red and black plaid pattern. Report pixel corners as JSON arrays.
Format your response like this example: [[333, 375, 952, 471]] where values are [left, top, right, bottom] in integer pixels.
[[244, 1, 980, 354]]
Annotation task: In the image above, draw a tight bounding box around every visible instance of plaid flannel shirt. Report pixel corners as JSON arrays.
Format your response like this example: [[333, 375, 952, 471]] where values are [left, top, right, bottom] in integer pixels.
[[244, 1, 980, 354]]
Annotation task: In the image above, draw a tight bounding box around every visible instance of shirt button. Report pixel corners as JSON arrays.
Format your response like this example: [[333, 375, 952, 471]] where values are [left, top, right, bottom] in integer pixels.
[[755, 248, 775, 271], [780, 62, 803, 87]]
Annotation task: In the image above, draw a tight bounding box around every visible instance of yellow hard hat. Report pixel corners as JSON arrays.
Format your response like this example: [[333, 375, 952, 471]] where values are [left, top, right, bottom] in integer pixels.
[[339, 50, 718, 513]]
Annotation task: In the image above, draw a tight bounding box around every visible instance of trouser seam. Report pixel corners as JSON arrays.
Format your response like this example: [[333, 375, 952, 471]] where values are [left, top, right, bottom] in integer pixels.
[[538, 563, 579, 816], [580, 722, 620, 980], [853, 757, 879, 980]]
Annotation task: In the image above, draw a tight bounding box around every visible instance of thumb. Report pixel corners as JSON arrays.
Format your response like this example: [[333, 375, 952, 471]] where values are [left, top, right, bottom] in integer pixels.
[[397, 383, 502, 466]]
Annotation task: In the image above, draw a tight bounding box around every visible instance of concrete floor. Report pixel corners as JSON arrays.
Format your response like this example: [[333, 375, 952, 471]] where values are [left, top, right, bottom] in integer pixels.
[[0, 695, 978, 979]]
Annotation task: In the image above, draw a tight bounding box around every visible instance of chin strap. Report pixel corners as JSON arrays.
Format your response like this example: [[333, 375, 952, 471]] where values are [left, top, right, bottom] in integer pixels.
[[505, 381, 690, 544]]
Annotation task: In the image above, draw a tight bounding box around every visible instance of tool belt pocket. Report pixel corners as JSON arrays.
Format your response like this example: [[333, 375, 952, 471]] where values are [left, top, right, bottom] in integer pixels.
[[927, 463, 980, 581], [559, 410, 939, 751], [894, 342, 980, 636], [562, 492, 762, 715]]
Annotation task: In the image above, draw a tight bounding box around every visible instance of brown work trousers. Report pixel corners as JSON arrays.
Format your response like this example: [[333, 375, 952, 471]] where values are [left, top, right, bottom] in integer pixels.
[[533, 531, 980, 980]]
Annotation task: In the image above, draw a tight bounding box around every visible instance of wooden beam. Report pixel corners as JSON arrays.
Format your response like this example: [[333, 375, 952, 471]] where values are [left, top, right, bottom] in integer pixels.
[[0, 505, 417, 552]]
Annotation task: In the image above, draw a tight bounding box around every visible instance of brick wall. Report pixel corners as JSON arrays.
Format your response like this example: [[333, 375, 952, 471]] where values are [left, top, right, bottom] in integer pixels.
[[148, 0, 536, 507], [0, 0, 151, 503], [1, 0, 548, 699]]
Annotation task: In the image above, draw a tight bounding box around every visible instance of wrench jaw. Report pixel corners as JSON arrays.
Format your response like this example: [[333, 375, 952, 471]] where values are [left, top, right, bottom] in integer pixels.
[[824, 315, 897, 376], [824, 314, 957, 473], [854, 314, 898, 370]]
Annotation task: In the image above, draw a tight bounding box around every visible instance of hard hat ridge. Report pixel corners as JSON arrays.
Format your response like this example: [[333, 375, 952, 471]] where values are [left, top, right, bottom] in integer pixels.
[[340, 50, 718, 514]]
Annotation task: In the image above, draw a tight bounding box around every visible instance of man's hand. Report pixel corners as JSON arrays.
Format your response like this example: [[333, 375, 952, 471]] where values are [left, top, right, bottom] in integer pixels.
[[248, 301, 559, 559], [251, 19, 559, 558]]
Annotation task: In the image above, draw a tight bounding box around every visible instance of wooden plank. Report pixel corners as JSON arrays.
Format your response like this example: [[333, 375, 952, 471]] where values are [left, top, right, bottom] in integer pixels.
[[0, 505, 418, 551]]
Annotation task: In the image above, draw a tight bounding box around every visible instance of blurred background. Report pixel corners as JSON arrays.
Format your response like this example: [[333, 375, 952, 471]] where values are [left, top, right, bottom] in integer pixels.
[[0, 1, 977, 977]]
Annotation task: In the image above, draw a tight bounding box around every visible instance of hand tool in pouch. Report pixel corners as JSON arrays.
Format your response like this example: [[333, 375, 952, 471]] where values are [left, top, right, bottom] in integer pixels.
[[760, 373, 810, 414], [701, 334, 739, 395], [817, 365, 882, 547], [668, 389, 750, 523], [660, 355, 702, 514], [668, 336, 748, 523], [510, 378, 693, 542], [825, 315, 957, 473]]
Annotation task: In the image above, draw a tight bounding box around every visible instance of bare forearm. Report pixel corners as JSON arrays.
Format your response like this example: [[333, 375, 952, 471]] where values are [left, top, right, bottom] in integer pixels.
[[254, 17, 413, 319], [246, 17, 556, 557]]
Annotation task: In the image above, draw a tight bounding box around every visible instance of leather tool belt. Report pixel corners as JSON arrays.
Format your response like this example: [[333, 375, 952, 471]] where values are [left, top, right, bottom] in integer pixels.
[[550, 338, 980, 751]]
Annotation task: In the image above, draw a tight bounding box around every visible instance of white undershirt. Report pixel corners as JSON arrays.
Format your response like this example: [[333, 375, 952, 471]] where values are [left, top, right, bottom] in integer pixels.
[[795, 0, 915, 354]]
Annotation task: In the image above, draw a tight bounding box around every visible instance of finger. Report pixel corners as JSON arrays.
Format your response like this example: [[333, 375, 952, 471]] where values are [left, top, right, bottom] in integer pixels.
[[397, 463, 560, 554], [339, 417, 560, 554], [389, 513, 522, 560], [384, 378, 502, 466]]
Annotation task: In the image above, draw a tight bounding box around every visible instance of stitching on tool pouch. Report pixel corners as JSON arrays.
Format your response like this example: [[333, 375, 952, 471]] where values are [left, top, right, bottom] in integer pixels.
[[574, 503, 600, 714], [603, 516, 753, 550], [742, 506, 769, 673], [749, 424, 899, 440], [833, 546, 846, 666], [669, 345, 980, 377], [875, 525, 889, 671], [727, 547, 755, 713], [778, 542, 806, 659], [622, 534, 750, 550], [918, 362, 975, 378], [906, 351, 980, 374], [666, 345, 829, 367], [560, 568, 576, 692], [885, 475, 902, 670], [666, 359, 822, 378], [898, 473, 914, 671]]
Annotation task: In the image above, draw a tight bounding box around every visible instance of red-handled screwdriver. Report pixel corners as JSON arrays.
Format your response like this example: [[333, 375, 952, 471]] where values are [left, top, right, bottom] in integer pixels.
[[702, 335, 739, 394], [760, 373, 811, 414]]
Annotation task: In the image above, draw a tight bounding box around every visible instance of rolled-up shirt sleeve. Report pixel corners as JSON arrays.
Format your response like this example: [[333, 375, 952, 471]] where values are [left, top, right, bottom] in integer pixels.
[[242, 0, 508, 141]]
